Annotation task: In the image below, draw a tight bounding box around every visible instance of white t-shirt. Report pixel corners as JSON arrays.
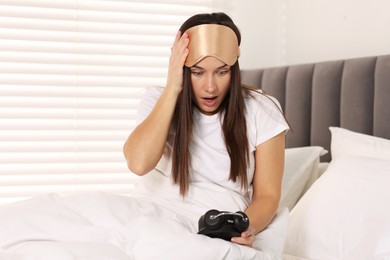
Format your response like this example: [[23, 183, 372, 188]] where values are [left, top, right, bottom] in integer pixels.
[[136, 86, 289, 197]]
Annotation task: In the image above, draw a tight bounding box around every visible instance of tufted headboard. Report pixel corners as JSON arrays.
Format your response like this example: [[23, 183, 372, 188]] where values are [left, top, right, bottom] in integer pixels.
[[241, 54, 390, 161]]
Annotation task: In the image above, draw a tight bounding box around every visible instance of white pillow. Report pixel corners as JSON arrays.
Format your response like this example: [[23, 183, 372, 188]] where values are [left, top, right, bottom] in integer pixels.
[[280, 146, 327, 210], [254, 207, 289, 256], [330, 126, 390, 161], [283, 156, 390, 260]]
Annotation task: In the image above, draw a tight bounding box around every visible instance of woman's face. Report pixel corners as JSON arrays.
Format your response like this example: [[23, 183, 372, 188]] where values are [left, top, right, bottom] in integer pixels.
[[190, 56, 231, 115]]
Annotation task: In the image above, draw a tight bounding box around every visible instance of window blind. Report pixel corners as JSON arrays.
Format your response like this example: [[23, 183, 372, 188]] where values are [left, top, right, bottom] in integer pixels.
[[0, 0, 218, 205]]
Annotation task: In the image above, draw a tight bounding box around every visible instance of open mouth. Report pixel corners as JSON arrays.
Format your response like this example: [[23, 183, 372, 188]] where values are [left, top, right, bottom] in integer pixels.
[[201, 96, 218, 108], [202, 96, 217, 101]]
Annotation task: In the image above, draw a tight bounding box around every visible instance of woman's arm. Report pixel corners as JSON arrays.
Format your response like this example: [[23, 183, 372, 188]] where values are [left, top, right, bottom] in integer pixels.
[[123, 31, 189, 175], [232, 131, 286, 246]]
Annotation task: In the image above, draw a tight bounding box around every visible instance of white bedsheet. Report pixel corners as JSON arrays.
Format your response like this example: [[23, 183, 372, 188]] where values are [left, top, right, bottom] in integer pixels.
[[0, 170, 288, 260]]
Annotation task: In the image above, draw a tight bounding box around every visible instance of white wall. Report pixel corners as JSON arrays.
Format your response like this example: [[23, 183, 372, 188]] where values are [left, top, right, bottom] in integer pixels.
[[228, 1, 281, 69], [231, 0, 390, 69]]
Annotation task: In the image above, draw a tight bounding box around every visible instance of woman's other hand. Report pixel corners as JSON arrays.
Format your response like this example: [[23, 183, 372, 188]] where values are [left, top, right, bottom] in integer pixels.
[[166, 31, 189, 95], [231, 225, 256, 247]]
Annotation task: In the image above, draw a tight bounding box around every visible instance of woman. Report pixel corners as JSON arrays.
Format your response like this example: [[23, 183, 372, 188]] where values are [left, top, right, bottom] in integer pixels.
[[123, 12, 289, 248]]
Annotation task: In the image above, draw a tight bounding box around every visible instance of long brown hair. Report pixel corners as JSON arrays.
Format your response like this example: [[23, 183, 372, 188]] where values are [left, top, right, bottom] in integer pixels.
[[172, 12, 249, 196]]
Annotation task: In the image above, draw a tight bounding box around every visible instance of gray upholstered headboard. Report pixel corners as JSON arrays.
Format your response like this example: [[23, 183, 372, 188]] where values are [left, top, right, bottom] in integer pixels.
[[241, 54, 390, 161]]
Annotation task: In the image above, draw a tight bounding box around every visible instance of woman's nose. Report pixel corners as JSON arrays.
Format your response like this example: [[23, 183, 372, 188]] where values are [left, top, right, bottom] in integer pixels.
[[205, 74, 217, 92]]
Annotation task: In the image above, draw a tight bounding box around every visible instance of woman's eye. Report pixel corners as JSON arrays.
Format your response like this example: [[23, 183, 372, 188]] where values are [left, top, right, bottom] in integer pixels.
[[191, 71, 204, 77], [217, 70, 229, 76]]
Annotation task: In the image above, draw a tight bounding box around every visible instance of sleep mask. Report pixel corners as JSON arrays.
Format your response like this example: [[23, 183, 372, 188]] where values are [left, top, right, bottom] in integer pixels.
[[184, 24, 240, 67]]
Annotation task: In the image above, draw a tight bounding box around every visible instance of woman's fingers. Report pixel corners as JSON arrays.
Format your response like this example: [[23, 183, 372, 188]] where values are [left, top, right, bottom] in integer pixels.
[[231, 227, 256, 247], [166, 31, 189, 93], [171, 32, 189, 63], [231, 234, 255, 247]]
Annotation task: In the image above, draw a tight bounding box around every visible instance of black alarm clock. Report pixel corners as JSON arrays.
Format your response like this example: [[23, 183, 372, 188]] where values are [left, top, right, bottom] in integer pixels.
[[198, 209, 250, 241]]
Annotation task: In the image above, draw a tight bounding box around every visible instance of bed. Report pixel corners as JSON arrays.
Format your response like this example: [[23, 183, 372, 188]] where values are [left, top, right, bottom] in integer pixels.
[[0, 55, 389, 260], [242, 54, 390, 259]]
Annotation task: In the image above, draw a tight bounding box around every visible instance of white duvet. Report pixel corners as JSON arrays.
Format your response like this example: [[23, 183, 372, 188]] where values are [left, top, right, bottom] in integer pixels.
[[0, 170, 288, 260]]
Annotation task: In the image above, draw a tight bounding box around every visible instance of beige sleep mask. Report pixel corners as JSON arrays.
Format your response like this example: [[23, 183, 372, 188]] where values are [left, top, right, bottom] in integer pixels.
[[184, 24, 240, 67]]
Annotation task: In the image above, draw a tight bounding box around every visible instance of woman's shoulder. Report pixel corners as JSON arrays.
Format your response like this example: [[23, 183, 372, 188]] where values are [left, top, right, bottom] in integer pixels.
[[242, 85, 282, 111], [138, 86, 164, 111], [145, 86, 165, 96], [241, 85, 289, 137], [140, 86, 165, 103]]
